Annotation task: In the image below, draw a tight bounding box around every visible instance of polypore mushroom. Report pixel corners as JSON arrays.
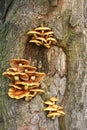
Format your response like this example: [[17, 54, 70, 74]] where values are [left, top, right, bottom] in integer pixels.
[[50, 96, 58, 103], [35, 26, 51, 31], [10, 59, 30, 68], [43, 106, 58, 112]]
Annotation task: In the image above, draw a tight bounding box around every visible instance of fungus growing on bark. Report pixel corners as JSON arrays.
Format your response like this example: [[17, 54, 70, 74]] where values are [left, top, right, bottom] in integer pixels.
[[27, 26, 57, 48], [43, 97, 65, 120], [3, 59, 45, 101]]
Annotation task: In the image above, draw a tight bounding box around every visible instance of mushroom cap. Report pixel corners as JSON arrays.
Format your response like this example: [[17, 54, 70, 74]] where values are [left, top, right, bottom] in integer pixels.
[[9, 82, 22, 90], [50, 97, 58, 102], [57, 110, 65, 115], [57, 106, 63, 110], [47, 37, 57, 43], [44, 100, 54, 105], [26, 71, 45, 82], [8, 87, 29, 99], [44, 31, 54, 36], [3, 71, 29, 81], [10, 59, 30, 68], [47, 112, 61, 117], [29, 39, 42, 45], [44, 43, 50, 48], [7, 68, 18, 72], [15, 81, 39, 88], [18, 65, 37, 73], [43, 106, 58, 111], [27, 30, 41, 35], [3, 72, 19, 80], [35, 26, 51, 31], [36, 37, 47, 43], [30, 88, 45, 93]]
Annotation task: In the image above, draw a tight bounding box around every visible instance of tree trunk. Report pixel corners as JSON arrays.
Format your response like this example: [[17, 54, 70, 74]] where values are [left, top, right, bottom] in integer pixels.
[[0, 0, 87, 130]]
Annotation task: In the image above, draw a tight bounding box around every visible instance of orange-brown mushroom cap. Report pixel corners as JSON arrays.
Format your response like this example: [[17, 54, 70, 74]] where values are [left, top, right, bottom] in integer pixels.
[[8, 87, 29, 99], [7, 68, 18, 72], [10, 59, 30, 68], [15, 81, 40, 88], [26, 71, 45, 82], [3, 71, 29, 81], [18, 65, 37, 73], [9, 82, 22, 90]]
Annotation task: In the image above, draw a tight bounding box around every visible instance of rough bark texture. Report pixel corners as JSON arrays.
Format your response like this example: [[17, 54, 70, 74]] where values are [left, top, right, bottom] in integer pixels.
[[0, 0, 87, 130]]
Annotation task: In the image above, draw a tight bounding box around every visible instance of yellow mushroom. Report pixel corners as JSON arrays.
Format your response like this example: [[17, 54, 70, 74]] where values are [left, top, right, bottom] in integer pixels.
[[44, 100, 54, 105], [30, 88, 45, 93], [35, 27, 51, 31], [47, 112, 61, 119], [47, 37, 57, 43], [44, 31, 54, 36], [36, 37, 47, 43], [27, 30, 41, 35], [29, 39, 42, 45], [50, 96, 58, 103]]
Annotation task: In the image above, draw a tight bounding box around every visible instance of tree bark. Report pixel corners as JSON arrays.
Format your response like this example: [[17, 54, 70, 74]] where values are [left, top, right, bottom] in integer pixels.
[[0, 0, 87, 130]]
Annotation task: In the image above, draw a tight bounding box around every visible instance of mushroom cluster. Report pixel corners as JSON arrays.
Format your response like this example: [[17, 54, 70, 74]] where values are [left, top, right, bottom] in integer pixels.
[[3, 59, 45, 101], [27, 26, 57, 48], [43, 97, 65, 120]]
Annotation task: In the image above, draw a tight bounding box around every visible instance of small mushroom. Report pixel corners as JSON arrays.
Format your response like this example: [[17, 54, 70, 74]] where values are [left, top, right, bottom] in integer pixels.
[[44, 100, 54, 105], [29, 39, 42, 46], [15, 81, 40, 89], [36, 37, 47, 43], [47, 37, 57, 44], [27, 30, 41, 35], [10, 59, 30, 68], [43, 31, 54, 36], [43, 106, 58, 111], [47, 112, 61, 120], [35, 26, 51, 31], [50, 96, 58, 103]]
